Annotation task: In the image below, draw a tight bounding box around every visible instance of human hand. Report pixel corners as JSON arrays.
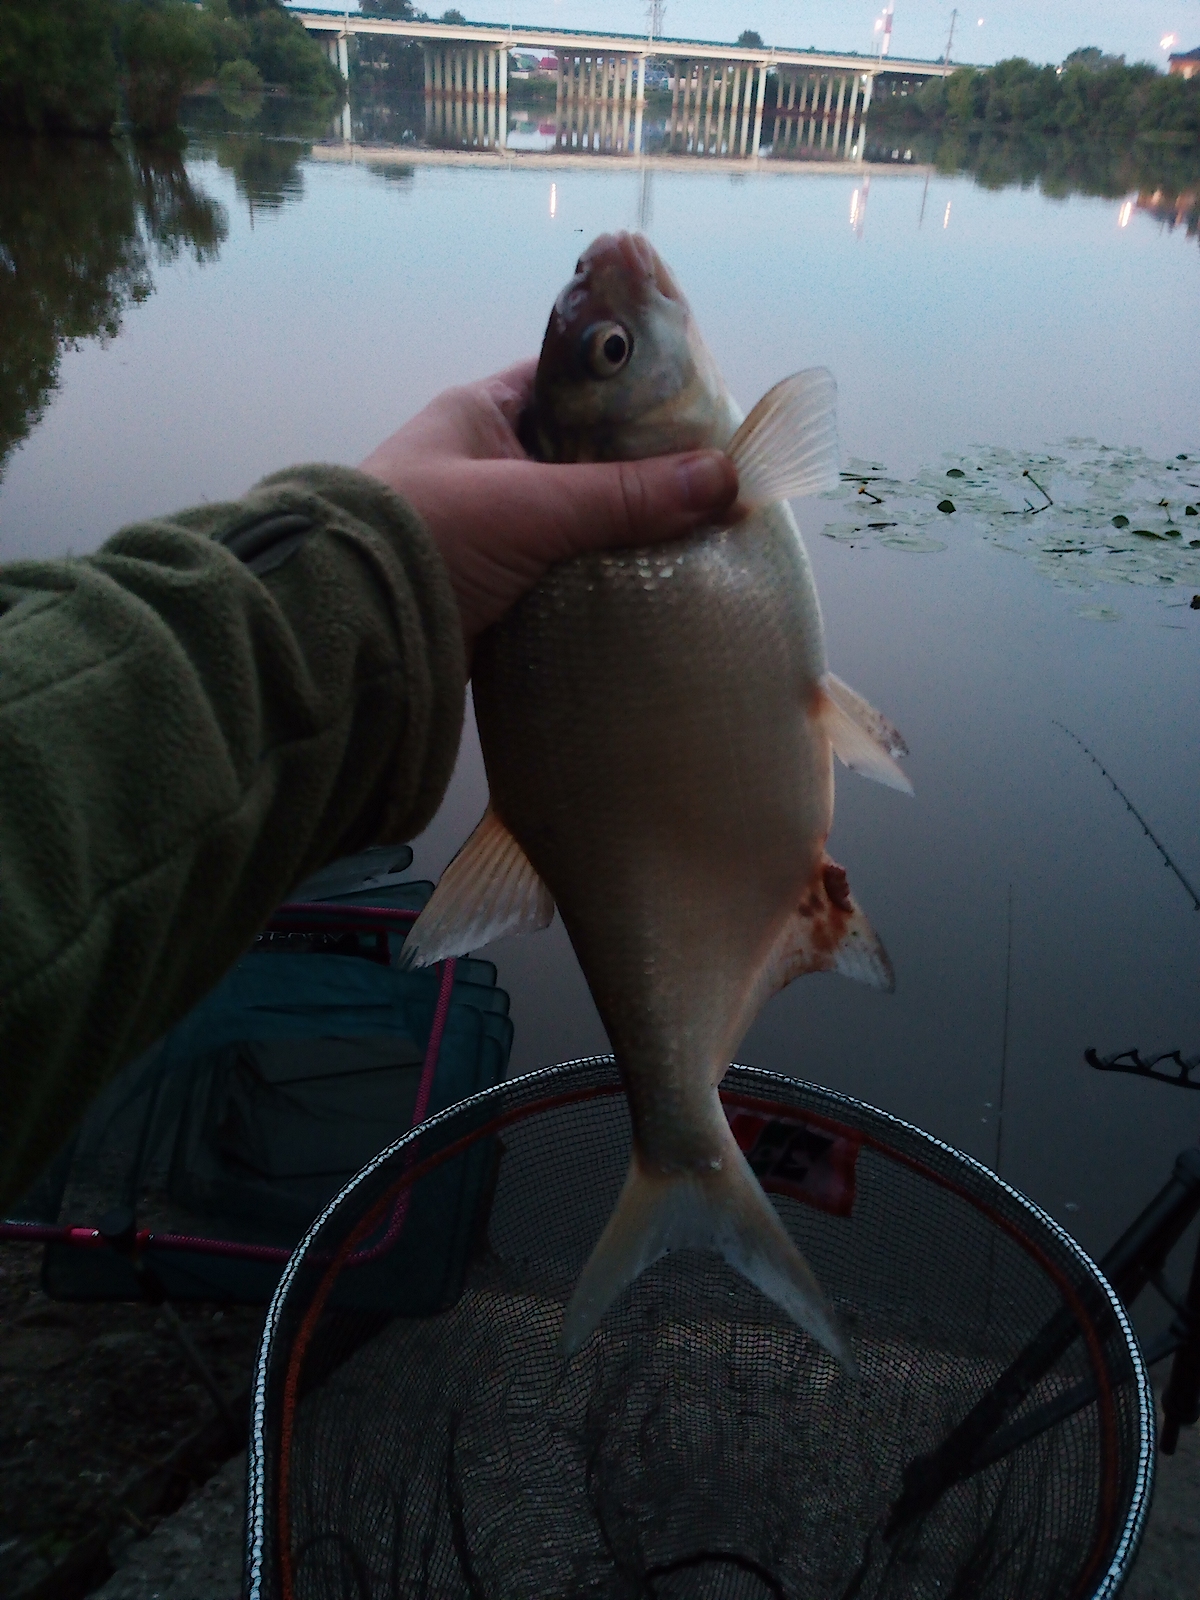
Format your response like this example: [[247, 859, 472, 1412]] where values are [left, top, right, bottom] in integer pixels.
[[358, 359, 738, 656]]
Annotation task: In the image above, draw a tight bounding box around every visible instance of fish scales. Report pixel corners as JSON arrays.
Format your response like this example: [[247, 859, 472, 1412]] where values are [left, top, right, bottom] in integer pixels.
[[406, 231, 911, 1369], [474, 517, 830, 1165]]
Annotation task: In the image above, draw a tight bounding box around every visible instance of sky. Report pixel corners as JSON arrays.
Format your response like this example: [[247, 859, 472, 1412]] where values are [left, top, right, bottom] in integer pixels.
[[333, 1, 1200, 69]]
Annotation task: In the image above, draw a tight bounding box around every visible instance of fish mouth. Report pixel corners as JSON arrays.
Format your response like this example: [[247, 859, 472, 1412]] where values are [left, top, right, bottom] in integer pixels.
[[560, 231, 683, 314]]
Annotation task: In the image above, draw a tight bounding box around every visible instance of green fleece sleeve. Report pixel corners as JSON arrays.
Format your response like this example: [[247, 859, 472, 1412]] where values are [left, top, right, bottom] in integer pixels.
[[0, 464, 466, 1213]]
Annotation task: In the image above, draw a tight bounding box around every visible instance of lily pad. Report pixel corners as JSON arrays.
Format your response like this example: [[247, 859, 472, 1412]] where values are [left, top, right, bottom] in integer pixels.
[[946, 468, 965, 478], [937, 499, 956, 514], [1111, 515, 1130, 528]]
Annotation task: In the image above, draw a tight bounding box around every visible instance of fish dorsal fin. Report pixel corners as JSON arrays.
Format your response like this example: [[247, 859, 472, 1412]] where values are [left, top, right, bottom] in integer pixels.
[[726, 368, 839, 507], [820, 673, 913, 795], [761, 854, 895, 996], [400, 806, 555, 968]]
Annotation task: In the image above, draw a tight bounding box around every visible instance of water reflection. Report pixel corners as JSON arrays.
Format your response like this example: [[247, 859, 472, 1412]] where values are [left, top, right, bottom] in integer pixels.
[[388, 67, 879, 164], [652, 63, 871, 161], [0, 140, 226, 480], [1136, 184, 1200, 245], [182, 94, 343, 212], [424, 44, 508, 151], [868, 124, 1200, 226]]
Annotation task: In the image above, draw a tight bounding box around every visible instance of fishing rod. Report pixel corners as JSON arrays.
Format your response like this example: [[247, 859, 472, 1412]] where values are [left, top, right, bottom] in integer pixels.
[[1054, 721, 1200, 912]]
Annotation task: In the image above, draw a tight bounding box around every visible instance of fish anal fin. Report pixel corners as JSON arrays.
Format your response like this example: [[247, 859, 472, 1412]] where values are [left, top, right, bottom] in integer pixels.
[[401, 806, 554, 968], [561, 1119, 855, 1374], [762, 853, 894, 995], [726, 368, 839, 508], [820, 673, 913, 795]]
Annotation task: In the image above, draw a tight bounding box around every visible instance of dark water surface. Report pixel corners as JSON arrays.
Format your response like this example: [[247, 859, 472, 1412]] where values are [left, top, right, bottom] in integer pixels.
[[1, 122, 1198, 1310]]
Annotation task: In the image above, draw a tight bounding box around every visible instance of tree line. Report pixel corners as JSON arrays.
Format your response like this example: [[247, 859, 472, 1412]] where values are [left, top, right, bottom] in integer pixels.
[[0, 0, 342, 138], [879, 49, 1200, 144]]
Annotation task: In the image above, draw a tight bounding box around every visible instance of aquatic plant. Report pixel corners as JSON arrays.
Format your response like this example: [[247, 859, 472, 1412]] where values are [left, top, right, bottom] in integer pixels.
[[820, 440, 1200, 609]]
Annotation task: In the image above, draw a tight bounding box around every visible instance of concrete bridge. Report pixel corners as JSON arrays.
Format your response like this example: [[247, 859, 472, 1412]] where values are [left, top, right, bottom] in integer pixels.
[[287, 8, 953, 160]]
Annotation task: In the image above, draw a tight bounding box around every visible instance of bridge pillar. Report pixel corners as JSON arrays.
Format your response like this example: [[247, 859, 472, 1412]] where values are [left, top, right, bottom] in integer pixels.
[[336, 30, 349, 81], [832, 74, 846, 151], [854, 72, 874, 159], [737, 65, 751, 154], [498, 45, 507, 148], [841, 75, 858, 156], [634, 55, 646, 155], [750, 62, 765, 156], [819, 72, 833, 148]]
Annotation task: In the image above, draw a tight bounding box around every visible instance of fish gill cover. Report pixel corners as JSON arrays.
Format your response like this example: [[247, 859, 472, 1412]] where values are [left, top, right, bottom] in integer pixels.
[[819, 441, 1200, 618]]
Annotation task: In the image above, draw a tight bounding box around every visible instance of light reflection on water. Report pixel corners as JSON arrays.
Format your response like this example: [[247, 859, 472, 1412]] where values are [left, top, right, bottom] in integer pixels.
[[1, 128, 1198, 1307]]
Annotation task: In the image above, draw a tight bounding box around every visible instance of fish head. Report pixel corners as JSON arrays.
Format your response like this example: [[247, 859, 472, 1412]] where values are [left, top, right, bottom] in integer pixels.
[[525, 232, 733, 463]]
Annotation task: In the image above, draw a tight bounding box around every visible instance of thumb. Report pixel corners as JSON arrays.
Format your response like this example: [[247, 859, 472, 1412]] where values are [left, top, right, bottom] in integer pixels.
[[532, 449, 739, 563]]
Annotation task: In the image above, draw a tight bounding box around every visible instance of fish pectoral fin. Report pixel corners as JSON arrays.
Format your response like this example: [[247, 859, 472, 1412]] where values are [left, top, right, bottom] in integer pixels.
[[763, 856, 895, 995], [820, 673, 914, 795], [561, 1125, 855, 1375], [400, 806, 554, 968], [726, 367, 839, 507]]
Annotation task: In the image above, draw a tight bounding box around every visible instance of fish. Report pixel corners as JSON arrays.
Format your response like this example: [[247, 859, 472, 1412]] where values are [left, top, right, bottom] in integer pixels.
[[404, 231, 911, 1371]]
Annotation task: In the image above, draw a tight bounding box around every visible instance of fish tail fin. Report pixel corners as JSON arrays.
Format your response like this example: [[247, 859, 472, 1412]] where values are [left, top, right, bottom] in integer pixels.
[[561, 1122, 856, 1375]]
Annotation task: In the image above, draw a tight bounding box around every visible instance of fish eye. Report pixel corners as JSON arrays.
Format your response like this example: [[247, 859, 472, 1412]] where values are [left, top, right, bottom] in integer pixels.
[[582, 322, 632, 380]]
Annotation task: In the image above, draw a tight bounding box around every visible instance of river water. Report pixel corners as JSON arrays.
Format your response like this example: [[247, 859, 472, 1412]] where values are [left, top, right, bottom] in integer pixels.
[[1, 108, 1198, 1299]]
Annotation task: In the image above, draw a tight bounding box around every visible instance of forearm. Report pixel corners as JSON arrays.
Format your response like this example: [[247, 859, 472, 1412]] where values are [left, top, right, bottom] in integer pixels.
[[0, 465, 465, 1212]]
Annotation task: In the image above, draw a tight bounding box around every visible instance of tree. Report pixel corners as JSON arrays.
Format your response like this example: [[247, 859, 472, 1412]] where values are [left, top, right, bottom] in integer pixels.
[[0, 0, 121, 134], [943, 66, 982, 123], [737, 29, 764, 49], [245, 4, 341, 95], [1062, 47, 1125, 73], [121, 0, 215, 136]]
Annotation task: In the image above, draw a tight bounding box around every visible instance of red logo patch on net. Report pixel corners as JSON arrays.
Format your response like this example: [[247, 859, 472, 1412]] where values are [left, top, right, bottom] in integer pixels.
[[724, 1102, 861, 1218]]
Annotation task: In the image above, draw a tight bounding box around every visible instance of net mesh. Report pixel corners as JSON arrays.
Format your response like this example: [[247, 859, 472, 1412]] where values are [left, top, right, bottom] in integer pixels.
[[246, 1059, 1152, 1600]]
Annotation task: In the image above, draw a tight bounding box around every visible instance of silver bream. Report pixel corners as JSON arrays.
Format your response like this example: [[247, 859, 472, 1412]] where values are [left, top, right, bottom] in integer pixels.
[[406, 232, 912, 1370]]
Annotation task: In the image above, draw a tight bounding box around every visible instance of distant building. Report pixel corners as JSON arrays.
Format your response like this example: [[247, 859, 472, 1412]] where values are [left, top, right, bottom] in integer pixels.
[[1168, 47, 1200, 79], [539, 56, 558, 72]]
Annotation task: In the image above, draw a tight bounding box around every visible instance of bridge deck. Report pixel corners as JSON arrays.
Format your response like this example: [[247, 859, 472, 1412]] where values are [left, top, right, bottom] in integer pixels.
[[286, 8, 955, 77]]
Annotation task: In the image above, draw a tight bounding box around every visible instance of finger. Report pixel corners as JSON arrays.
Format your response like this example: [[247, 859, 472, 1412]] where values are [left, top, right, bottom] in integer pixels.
[[477, 358, 538, 431], [406, 449, 738, 572], [396, 450, 739, 646], [527, 450, 740, 562]]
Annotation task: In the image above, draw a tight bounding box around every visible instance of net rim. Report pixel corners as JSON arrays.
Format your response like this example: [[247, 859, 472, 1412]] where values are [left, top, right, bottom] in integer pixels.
[[244, 1055, 1154, 1600]]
